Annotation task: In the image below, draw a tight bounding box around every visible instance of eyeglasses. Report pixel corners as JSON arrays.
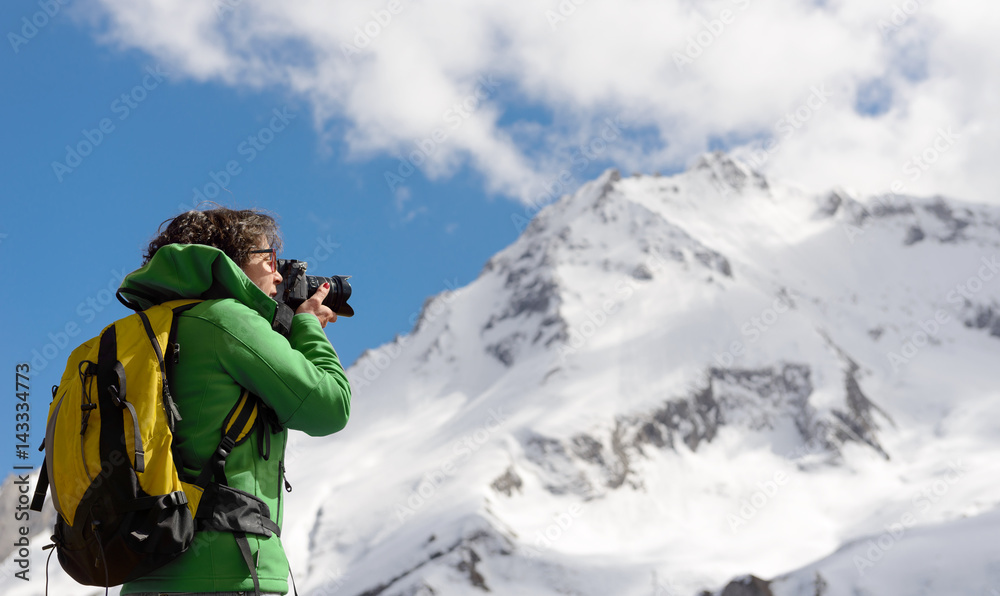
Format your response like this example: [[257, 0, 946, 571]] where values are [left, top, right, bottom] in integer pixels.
[[249, 248, 277, 272]]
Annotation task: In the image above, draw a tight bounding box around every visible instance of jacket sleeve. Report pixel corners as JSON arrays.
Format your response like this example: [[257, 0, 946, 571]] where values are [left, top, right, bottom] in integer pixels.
[[208, 302, 351, 436]]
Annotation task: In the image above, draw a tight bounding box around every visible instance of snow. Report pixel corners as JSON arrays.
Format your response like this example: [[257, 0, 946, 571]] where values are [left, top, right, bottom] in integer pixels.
[[6, 153, 1000, 595]]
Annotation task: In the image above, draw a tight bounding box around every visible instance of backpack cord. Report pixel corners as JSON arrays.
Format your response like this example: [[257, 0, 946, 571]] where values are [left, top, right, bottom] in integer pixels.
[[92, 522, 110, 596], [42, 542, 55, 596], [289, 561, 300, 596]]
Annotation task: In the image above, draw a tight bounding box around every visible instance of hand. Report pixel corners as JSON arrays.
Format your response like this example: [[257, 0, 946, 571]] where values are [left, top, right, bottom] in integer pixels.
[[295, 282, 338, 328]]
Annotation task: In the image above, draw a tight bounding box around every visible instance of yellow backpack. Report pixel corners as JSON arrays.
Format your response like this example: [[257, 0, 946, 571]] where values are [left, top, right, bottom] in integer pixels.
[[30, 299, 269, 589]]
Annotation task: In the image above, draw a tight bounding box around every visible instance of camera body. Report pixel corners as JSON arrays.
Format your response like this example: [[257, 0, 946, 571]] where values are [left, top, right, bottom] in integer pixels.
[[275, 258, 354, 317]]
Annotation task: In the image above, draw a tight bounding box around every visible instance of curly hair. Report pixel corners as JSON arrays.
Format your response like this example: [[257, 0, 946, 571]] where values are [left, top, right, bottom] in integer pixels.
[[143, 206, 282, 267]]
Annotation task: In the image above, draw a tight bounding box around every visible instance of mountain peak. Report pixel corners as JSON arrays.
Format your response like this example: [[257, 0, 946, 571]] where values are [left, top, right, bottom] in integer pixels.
[[306, 164, 1000, 596], [691, 150, 770, 194]]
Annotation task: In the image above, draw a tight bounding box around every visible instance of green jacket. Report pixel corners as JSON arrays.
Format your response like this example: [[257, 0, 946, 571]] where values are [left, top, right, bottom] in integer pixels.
[[118, 244, 351, 595]]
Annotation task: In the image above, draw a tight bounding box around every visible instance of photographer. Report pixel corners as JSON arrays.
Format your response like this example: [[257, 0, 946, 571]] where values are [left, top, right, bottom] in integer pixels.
[[119, 207, 351, 596]]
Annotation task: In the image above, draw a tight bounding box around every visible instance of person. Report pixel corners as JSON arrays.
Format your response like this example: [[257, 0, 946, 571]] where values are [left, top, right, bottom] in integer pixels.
[[118, 207, 351, 596]]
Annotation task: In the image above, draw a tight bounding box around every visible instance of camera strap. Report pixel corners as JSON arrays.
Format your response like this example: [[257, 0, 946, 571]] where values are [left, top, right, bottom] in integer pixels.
[[271, 302, 294, 337]]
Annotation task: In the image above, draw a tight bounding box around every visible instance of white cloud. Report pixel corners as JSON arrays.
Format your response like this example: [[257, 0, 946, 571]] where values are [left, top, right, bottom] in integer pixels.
[[77, 0, 999, 204]]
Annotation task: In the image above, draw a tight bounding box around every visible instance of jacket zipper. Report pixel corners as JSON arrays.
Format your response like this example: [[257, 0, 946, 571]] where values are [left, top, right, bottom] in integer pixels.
[[278, 433, 292, 523]]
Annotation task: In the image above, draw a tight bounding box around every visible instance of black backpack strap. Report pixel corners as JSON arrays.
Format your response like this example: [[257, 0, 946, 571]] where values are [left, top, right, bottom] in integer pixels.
[[166, 302, 200, 375], [29, 460, 48, 512], [97, 326, 128, 476], [272, 303, 294, 337], [164, 301, 200, 474], [256, 405, 283, 461], [185, 381, 281, 596], [193, 389, 258, 490], [233, 531, 261, 596], [196, 479, 280, 596]]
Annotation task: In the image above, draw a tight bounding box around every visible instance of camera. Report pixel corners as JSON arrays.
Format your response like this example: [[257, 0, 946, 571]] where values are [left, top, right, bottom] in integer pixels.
[[275, 259, 355, 318]]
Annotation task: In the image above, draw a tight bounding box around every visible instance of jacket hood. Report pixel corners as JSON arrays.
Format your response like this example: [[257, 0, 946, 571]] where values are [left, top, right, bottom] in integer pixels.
[[118, 244, 277, 321]]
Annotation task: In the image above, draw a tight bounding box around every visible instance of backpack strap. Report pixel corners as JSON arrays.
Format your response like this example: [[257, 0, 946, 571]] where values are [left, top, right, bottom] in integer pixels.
[[193, 389, 258, 489], [161, 301, 281, 596], [193, 390, 282, 596], [108, 360, 145, 473], [97, 326, 127, 474], [29, 460, 48, 512], [136, 309, 182, 430], [165, 301, 201, 381], [234, 530, 261, 596], [272, 303, 295, 337]]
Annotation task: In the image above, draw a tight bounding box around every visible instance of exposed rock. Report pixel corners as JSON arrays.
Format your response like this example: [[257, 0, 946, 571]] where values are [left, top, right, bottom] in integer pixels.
[[720, 574, 773, 596], [924, 197, 971, 242], [815, 191, 843, 218], [869, 195, 915, 218], [961, 301, 1000, 338], [833, 362, 891, 460], [490, 467, 523, 497], [903, 225, 925, 245], [520, 359, 892, 495], [820, 335, 894, 460], [631, 263, 654, 280], [485, 333, 522, 368], [356, 528, 510, 596], [455, 547, 489, 592], [520, 433, 596, 498], [694, 151, 768, 192]]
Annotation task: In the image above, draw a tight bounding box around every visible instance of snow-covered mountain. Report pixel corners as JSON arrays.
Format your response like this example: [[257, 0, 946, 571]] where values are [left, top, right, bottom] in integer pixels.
[[8, 153, 1000, 595]]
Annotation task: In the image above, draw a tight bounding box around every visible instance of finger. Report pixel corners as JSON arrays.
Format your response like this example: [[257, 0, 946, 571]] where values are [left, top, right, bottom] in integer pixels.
[[307, 283, 330, 306]]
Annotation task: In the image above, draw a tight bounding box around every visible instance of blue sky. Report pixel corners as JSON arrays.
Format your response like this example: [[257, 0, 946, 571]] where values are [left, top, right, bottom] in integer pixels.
[[1, 0, 992, 474], [0, 3, 625, 473]]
